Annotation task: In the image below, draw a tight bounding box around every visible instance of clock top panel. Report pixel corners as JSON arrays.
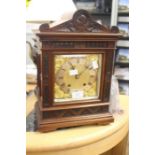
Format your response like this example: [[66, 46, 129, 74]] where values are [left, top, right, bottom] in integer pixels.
[[37, 10, 120, 38]]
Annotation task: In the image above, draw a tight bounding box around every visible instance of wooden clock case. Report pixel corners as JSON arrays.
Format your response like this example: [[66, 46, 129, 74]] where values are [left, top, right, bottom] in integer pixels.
[[35, 10, 120, 132]]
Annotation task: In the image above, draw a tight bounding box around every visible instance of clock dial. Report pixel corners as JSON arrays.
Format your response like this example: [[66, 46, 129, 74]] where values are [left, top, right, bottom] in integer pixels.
[[54, 54, 102, 103]]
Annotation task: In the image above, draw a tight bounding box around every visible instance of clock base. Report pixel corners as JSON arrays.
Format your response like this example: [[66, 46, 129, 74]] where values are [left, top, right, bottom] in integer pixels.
[[36, 103, 114, 132]]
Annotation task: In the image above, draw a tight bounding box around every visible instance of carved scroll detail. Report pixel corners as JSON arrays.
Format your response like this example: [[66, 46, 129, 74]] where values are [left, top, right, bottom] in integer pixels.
[[42, 106, 108, 119], [39, 10, 118, 33]]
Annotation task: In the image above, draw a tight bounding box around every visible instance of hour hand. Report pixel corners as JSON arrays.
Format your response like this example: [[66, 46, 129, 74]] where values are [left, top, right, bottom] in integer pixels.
[[68, 61, 75, 70], [75, 64, 92, 79]]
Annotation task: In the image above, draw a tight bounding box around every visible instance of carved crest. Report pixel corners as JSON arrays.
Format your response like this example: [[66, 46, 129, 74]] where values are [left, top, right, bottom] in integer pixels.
[[39, 10, 119, 33]]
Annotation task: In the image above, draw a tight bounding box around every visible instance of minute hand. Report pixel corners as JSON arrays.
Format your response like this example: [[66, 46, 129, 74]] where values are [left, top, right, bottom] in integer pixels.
[[75, 65, 92, 79]]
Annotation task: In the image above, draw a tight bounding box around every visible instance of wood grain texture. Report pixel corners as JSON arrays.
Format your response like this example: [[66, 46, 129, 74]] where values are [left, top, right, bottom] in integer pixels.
[[111, 133, 128, 155], [100, 134, 129, 155]]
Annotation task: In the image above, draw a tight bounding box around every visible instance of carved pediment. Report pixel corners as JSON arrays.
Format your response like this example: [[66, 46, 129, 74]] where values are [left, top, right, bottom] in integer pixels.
[[39, 10, 119, 33]]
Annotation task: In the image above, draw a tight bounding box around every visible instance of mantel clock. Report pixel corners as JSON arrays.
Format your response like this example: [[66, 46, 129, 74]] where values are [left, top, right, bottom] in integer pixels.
[[35, 10, 120, 132]]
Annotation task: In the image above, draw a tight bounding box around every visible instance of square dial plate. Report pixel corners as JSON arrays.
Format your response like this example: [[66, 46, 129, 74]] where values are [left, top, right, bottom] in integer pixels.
[[54, 54, 102, 103]]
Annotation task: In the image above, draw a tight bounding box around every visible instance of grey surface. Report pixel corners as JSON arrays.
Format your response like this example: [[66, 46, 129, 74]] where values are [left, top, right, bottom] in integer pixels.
[[26, 109, 37, 131]]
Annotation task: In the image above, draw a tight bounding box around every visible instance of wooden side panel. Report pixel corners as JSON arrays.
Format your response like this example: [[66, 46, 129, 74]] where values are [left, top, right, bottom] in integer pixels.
[[42, 52, 50, 107], [35, 53, 41, 96], [103, 51, 114, 102]]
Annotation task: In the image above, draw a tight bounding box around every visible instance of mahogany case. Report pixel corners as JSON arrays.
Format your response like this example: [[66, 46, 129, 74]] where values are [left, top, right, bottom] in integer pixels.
[[35, 10, 121, 132]]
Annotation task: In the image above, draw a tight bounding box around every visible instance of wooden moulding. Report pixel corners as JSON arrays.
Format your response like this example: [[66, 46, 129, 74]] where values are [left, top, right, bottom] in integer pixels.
[[38, 117, 114, 132], [36, 104, 114, 132], [35, 102, 114, 132]]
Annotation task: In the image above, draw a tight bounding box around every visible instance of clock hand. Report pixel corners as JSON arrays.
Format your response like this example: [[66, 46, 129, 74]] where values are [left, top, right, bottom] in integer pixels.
[[75, 64, 93, 79], [68, 61, 75, 70]]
